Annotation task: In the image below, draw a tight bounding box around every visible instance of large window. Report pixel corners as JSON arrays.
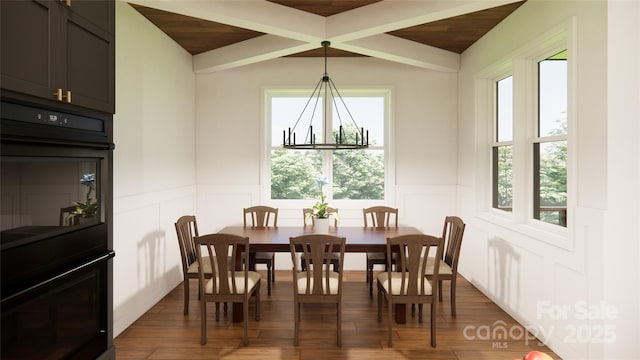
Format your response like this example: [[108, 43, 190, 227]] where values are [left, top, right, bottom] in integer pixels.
[[534, 51, 567, 227], [267, 90, 388, 201], [486, 48, 569, 230]]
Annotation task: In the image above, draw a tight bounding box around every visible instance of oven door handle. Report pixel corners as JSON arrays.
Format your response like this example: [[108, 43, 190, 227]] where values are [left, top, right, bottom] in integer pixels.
[[1, 250, 115, 304]]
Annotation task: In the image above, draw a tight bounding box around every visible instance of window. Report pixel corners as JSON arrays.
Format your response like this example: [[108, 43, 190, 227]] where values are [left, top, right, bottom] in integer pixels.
[[493, 75, 513, 212], [267, 90, 389, 201], [533, 50, 567, 227]]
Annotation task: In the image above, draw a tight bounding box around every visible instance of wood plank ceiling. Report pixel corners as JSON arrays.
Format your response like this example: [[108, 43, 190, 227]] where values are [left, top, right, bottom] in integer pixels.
[[128, 0, 526, 71]]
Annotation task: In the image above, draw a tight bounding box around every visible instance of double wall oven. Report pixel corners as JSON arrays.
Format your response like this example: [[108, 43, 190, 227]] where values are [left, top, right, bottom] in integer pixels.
[[1, 99, 115, 359]]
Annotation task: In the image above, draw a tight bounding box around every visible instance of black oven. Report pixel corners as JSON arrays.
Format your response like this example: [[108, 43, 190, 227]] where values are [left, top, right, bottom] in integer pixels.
[[1, 99, 115, 359]]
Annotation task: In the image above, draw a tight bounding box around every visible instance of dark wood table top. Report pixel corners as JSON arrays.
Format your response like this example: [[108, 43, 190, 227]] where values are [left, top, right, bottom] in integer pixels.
[[217, 225, 422, 253]]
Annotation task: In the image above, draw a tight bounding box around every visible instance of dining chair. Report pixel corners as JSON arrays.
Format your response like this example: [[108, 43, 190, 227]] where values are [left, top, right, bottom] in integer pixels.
[[301, 207, 340, 272], [289, 234, 346, 346], [59, 206, 80, 226], [363, 206, 399, 297], [426, 216, 466, 317], [377, 234, 444, 347], [194, 233, 262, 345], [175, 215, 212, 315], [243, 206, 278, 295]]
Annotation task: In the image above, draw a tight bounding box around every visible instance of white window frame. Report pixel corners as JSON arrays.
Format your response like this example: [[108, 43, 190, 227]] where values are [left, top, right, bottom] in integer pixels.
[[475, 19, 576, 249], [261, 87, 394, 212]]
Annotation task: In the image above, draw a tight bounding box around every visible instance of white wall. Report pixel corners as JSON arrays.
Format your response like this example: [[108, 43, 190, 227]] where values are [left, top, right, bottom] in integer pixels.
[[113, 1, 196, 336], [457, 0, 639, 359], [194, 57, 459, 269], [605, 1, 640, 358]]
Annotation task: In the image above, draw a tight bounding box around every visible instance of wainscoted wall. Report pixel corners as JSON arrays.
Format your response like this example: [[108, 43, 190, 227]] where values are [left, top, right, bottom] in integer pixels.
[[112, 186, 196, 335], [458, 184, 604, 359], [113, 2, 196, 336]]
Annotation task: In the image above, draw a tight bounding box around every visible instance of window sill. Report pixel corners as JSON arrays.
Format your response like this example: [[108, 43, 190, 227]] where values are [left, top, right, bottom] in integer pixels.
[[477, 209, 571, 250]]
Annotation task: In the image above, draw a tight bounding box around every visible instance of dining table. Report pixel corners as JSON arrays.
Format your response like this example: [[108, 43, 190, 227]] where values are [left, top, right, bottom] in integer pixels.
[[217, 225, 423, 324]]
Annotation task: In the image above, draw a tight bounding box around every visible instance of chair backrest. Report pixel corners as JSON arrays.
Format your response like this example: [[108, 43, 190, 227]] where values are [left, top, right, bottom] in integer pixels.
[[244, 206, 278, 228], [303, 207, 339, 227], [385, 234, 444, 298], [290, 234, 346, 296], [175, 215, 199, 272], [59, 206, 80, 226], [194, 233, 250, 296], [363, 206, 398, 228], [441, 216, 466, 272]]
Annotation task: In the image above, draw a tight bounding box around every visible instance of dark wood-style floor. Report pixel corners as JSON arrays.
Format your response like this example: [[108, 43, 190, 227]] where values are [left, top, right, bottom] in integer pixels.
[[115, 271, 559, 359]]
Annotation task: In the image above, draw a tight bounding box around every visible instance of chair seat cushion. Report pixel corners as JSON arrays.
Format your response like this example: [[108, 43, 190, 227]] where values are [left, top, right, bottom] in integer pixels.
[[295, 271, 340, 295], [187, 256, 213, 274], [423, 257, 453, 275], [376, 272, 432, 295], [204, 271, 262, 294]]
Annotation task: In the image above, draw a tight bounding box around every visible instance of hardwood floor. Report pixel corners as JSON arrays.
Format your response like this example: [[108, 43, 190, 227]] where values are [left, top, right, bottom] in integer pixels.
[[115, 271, 559, 359]]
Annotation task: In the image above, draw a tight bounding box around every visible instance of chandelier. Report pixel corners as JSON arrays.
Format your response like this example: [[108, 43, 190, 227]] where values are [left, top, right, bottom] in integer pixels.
[[282, 41, 369, 150]]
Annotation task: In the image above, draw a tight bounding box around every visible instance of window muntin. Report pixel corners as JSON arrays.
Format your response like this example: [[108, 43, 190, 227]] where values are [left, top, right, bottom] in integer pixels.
[[534, 51, 567, 227], [268, 91, 388, 201], [493, 75, 513, 211]]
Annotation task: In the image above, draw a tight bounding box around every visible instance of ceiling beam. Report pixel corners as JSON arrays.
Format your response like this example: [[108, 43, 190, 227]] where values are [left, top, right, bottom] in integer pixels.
[[130, 0, 523, 73]]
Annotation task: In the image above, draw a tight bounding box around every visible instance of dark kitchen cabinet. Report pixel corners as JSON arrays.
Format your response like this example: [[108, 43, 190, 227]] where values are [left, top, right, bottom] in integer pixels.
[[1, 0, 115, 114]]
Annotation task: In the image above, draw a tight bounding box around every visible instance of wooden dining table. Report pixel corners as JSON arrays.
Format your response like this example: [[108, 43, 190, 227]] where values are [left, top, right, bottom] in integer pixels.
[[218, 225, 422, 324]]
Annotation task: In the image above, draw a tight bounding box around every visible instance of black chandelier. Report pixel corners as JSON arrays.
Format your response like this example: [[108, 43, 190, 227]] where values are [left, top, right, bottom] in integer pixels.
[[282, 41, 369, 150]]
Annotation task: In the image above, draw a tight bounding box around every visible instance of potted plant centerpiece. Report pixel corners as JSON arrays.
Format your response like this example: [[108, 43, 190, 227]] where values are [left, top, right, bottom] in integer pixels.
[[306, 175, 338, 233]]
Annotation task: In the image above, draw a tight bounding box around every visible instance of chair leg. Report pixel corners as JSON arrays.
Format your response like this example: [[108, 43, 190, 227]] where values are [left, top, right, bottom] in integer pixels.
[[243, 296, 249, 345], [183, 278, 189, 315], [255, 283, 261, 321], [337, 302, 342, 347], [294, 301, 300, 346], [438, 280, 443, 301], [387, 297, 393, 347], [430, 301, 437, 347], [450, 277, 457, 317], [377, 282, 383, 321], [200, 299, 207, 345]]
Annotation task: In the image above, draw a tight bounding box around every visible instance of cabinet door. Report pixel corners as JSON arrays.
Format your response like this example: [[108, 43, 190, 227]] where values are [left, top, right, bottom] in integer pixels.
[[1, 0, 60, 101], [61, 1, 115, 114]]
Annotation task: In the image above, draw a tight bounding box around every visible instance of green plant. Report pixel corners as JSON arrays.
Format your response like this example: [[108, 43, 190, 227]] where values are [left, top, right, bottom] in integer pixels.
[[306, 175, 338, 221], [68, 173, 98, 221]]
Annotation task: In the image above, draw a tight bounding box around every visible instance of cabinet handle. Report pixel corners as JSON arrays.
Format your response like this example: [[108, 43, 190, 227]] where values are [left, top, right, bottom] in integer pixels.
[[52, 88, 63, 101], [64, 90, 72, 103], [66, 0, 71, 7]]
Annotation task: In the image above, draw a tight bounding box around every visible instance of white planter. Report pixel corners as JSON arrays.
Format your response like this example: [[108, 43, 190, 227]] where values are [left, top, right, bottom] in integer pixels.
[[314, 217, 330, 233]]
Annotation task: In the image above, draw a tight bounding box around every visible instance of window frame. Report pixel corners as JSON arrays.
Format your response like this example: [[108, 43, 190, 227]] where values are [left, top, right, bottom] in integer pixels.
[[492, 74, 514, 212], [475, 19, 576, 249], [261, 87, 394, 210], [532, 52, 568, 227]]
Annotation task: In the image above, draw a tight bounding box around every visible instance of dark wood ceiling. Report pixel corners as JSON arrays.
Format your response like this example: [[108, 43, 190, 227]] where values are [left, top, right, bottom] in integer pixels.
[[130, 0, 525, 57]]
